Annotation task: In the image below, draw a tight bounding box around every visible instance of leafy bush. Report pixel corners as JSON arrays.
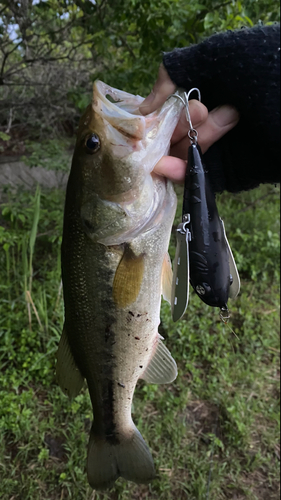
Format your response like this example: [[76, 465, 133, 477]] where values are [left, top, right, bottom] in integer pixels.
[[0, 0, 279, 136]]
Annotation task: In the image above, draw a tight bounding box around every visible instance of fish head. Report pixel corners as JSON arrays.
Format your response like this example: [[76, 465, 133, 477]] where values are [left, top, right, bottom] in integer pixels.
[[72, 81, 145, 204], [69, 81, 184, 243], [71, 80, 184, 203]]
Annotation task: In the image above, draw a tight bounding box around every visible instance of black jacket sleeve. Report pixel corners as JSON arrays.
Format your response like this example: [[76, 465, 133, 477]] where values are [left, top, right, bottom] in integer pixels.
[[163, 24, 280, 193]]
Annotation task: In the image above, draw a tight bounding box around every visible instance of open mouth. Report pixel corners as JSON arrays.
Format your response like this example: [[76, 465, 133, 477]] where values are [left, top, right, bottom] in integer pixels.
[[92, 79, 185, 175], [94, 80, 144, 115]]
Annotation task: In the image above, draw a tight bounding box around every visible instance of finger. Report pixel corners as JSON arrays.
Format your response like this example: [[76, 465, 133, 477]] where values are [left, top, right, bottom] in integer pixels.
[[170, 139, 189, 161], [170, 105, 239, 160], [153, 156, 187, 184], [196, 105, 240, 152], [139, 64, 176, 115], [172, 100, 208, 145], [154, 105, 240, 183]]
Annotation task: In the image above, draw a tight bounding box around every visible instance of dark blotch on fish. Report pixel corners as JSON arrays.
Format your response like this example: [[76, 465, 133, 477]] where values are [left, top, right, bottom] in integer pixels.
[[83, 218, 95, 231], [102, 380, 119, 445], [105, 325, 114, 342]]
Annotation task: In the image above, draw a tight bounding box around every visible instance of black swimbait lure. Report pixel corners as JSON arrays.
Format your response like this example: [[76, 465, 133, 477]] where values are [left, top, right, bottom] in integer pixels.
[[170, 89, 240, 322]]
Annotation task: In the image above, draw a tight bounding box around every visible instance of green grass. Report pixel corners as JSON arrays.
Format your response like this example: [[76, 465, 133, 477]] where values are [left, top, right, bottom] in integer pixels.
[[0, 182, 279, 500]]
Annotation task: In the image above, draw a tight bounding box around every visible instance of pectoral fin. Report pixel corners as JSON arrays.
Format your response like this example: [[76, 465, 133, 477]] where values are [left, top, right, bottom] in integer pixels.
[[141, 337, 177, 384], [161, 252, 173, 304], [56, 326, 84, 398], [113, 244, 145, 308]]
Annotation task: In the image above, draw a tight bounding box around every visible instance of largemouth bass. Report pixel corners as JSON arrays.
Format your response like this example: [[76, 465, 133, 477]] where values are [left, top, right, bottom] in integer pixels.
[[56, 81, 184, 489]]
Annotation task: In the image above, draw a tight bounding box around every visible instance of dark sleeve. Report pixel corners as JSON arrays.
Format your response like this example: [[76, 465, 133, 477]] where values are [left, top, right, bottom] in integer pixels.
[[163, 24, 280, 193]]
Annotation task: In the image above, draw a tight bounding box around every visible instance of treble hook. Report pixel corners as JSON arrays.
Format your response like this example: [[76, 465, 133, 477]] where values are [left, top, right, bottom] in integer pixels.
[[167, 88, 201, 144]]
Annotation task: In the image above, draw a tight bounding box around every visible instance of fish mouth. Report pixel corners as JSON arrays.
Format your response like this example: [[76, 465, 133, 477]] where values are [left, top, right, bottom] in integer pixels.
[[92, 81, 185, 168], [93, 81, 146, 142], [94, 81, 145, 115]]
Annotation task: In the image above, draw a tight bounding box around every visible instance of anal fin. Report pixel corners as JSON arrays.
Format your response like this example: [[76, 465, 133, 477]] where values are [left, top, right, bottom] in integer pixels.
[[141, 338, 177, 384], [56, 326, 84, 398]]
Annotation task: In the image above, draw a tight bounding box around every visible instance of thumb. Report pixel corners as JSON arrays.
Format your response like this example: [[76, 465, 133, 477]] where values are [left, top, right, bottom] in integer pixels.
[[139, 64, 176, 115]]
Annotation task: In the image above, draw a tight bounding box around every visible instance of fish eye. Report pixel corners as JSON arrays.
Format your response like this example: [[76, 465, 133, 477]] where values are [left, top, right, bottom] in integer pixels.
[[85, 133, 101, 154]]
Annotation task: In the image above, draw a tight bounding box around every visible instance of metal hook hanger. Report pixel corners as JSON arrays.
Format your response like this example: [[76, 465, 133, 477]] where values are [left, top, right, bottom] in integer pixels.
[[168, 88, 201, 144], [184, 88, 201, 132]]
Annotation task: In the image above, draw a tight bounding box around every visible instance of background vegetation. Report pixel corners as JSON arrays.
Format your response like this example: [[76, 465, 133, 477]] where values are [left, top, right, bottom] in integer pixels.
[[0, 1, 280, 499], [0, 0, 280, 140]]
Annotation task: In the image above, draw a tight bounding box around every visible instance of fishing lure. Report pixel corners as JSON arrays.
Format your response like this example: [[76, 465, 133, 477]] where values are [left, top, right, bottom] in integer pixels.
[[170, 89, 240, 322]]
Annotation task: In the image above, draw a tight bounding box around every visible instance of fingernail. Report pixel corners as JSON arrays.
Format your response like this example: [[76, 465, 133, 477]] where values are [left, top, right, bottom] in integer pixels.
[[139, 92, 155, 114], [211, 105, 239, 127]]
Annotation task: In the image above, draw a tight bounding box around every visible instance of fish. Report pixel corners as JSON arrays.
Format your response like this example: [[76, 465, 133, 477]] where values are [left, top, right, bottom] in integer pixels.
[[56, 80, 184, 490]]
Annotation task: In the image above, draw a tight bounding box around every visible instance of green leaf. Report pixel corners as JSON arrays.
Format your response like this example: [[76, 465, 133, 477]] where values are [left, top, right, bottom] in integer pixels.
[[0, 132, 11, 141]]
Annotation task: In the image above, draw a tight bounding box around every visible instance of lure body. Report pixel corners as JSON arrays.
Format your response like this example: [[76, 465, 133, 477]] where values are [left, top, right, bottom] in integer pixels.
[[183, 143, 231, 308], [171, 89, 240, 322]]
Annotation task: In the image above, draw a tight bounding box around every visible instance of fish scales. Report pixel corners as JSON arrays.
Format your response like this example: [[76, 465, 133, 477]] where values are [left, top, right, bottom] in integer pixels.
[[56, 81, 184, 490]]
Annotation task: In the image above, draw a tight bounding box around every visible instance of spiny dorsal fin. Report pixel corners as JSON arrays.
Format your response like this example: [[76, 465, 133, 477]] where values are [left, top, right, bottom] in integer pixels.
[[113, 244, 145, 308], [161, 252, 173, 304], [141, 338, 177, 384], [56, 326, 84, 399]]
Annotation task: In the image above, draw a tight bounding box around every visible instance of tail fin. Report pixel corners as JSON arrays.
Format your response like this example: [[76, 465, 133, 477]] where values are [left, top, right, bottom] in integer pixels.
[[87, 423, 155, 490]]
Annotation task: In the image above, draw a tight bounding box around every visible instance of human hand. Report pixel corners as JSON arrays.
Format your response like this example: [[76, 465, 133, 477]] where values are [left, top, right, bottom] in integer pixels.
[[139, 64, 239, 183]]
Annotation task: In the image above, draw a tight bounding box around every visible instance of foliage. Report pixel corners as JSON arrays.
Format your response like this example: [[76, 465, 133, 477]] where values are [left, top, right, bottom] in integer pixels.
[[0, 187, 64, 383], [0, 130, 10, 151], [22, 138, 74, 171], [0, 0, 280, 136], [216, 187, 280, 281]]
